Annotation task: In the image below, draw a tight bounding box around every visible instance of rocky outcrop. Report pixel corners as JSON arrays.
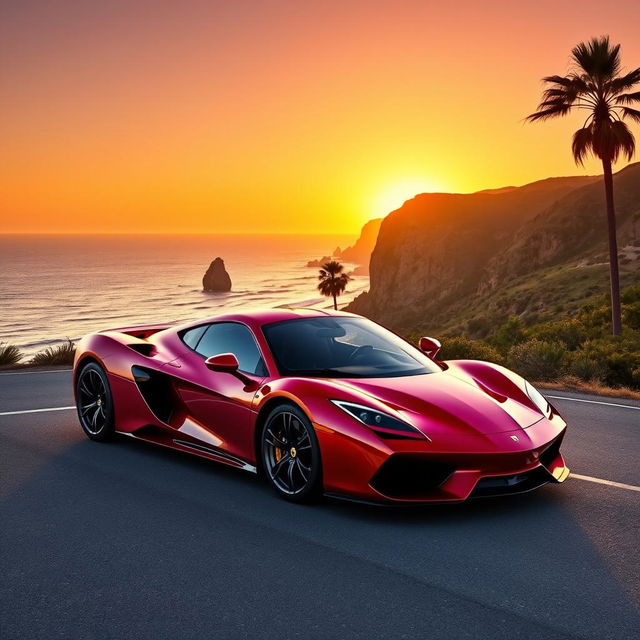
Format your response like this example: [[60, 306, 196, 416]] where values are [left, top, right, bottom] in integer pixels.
[[307, 218, 383, 274], [306, 256, 333, 268], [337, 218, 382, 268], [347, 165, 640, 333], [481, 164, 640, 289], [202, 257, 232, 292]]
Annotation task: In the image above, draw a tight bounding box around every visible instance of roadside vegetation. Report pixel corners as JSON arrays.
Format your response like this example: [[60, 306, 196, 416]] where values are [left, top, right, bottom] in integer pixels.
[[418, 285, 640, 392], [0, 339, 76, 368], [29, 339, 76, 366], [0, 342, 23, 366]]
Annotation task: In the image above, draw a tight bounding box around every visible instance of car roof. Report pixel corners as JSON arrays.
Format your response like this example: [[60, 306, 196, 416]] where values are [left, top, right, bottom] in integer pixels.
[[176, 307, 356, 331]]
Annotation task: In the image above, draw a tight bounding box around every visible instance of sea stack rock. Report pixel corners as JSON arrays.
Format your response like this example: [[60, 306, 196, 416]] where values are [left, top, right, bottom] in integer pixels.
[[202, 257, 232, 292]]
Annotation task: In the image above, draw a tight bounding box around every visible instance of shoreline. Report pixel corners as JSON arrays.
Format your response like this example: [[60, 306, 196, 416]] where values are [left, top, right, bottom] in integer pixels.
[[0, 288, 365, 364]]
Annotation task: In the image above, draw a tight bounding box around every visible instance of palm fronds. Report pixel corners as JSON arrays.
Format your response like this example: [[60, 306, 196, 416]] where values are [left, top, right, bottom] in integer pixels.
[[317, 261, 351, 309], [527, 36, 638, 164]]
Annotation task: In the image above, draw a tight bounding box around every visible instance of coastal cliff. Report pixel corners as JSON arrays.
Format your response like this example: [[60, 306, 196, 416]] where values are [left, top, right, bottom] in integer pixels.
[[337, 217, 382, 269], [308, 218, 382, 274], [348, 163, 640, 334]]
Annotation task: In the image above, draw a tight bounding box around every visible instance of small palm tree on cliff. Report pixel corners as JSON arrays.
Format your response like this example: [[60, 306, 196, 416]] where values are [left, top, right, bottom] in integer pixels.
[[527, 36, 639, 336], [318, 261, 351, 310]]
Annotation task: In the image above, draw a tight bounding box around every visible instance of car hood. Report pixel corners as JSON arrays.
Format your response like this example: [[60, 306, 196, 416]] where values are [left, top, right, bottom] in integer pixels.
[[340, 371, 543, 436]]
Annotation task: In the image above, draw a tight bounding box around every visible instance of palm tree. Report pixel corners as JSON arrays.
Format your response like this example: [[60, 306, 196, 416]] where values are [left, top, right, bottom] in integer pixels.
[[527, 36, 639, 335], [317, 261, 351, 310]]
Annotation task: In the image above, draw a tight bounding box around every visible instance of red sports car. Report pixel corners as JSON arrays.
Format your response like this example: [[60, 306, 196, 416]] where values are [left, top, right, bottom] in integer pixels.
[[73, 309, 569, 504]]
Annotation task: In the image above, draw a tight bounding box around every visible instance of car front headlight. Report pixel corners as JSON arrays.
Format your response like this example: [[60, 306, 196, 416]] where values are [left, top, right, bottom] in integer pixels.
[[525, 381, 552, 418], [330, 399, 424, 437]]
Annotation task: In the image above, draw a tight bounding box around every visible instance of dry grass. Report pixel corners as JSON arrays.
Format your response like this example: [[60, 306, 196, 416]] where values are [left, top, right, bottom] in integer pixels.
[[0, 342, 23, 366], [30, 339, 76, 366], [536, 376, 640, 400]]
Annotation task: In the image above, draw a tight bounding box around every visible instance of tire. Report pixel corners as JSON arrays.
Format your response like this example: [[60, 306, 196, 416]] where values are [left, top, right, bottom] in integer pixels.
[[75, 362, 115, 441], [260, 403, 322, 503]]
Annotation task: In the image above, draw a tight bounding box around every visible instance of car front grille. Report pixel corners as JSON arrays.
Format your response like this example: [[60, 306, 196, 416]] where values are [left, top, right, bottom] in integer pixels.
[[370, 455, 455, 499], [471, 466, 550, 498]]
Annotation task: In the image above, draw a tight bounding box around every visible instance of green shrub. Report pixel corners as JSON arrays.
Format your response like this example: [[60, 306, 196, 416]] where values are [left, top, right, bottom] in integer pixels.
[[623, 301, 640, 331], [31, 339, 76, 366], [439, 336, 504, 364], [573, 337, 640, 388], [402, 285, 640, 389], [621, 285, 640, 304], [0, 342, 22, 366], [526, 319, 587, 351], [577, 302, 612, 329], [603, 351, 635, 387], [567, 353, 606, 381], [487, 317, 526, 352], [507, 339, 567, 381], [466, 315, 505, 339]]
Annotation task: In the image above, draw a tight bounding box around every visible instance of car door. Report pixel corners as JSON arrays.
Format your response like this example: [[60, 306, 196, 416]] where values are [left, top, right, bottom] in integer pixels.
[[173, 322, 268, 465]]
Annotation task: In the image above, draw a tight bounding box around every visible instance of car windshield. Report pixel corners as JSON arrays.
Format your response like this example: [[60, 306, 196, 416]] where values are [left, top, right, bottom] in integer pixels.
[[262, 316, 441, 378]]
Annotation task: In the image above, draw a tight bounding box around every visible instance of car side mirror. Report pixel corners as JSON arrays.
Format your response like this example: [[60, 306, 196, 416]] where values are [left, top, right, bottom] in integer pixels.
[[205, 353, 240, 372], [419, 336, 441, 360], [204, 353, 260, 389]]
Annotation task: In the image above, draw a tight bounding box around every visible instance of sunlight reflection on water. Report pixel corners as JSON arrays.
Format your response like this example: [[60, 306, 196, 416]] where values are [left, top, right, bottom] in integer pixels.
[[0, 234, 368, 357]]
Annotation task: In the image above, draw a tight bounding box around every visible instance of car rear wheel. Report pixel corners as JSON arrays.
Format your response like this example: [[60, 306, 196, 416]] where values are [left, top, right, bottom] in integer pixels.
[[261, 404, 322, 503], [76, 362, 115, 441]]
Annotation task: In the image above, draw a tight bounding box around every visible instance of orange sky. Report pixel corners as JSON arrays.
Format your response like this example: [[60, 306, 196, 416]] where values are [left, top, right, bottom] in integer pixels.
[[1, 0, 639, 234]]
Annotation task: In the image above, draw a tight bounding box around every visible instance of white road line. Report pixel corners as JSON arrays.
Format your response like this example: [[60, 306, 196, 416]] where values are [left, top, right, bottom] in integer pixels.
[[547, 395, 640, 411], [0, 406, 75, 416], [0, 369, 72, 376], [570, 473, 640, 492]]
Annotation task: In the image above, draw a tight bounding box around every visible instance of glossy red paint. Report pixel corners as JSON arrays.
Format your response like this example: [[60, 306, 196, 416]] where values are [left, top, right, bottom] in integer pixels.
[[73, 308, 569, 503], [204, 353, 240, 371]]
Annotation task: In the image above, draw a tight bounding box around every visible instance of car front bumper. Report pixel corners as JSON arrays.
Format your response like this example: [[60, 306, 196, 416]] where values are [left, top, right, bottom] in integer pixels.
[[316, 413, 569, 504]]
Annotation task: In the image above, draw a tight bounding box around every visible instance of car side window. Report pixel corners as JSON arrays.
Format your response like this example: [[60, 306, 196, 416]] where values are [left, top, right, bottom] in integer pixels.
[[181, 325, 208, 350], [195, 322, 267, 376]]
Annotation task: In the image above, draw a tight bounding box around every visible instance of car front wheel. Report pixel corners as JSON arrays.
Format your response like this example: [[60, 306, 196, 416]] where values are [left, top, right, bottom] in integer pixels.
[[260, 404, 322, 502]]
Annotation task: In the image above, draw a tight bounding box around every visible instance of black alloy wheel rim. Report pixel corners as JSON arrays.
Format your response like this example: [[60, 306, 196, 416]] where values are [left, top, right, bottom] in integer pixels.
[[78, 369, 108, 435], [264, 411, 313, 495]]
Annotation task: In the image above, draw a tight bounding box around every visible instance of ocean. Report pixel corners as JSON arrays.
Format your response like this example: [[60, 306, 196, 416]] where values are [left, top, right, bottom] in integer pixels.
[[0, 234, 368, 359]]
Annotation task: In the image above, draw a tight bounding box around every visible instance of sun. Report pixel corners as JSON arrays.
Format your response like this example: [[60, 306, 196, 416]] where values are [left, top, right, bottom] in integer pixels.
[[370, 178, 446, 219]]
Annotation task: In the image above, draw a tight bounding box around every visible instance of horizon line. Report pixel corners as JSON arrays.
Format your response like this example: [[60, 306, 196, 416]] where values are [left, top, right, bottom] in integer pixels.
[[0, 231, 361, 237]]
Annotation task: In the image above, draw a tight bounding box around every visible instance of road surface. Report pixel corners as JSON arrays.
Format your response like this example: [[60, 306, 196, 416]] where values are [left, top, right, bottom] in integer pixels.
[[1, 369, 638, 639]]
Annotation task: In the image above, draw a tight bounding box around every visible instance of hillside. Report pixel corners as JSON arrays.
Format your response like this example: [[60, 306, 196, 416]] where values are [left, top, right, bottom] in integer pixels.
[[347, 163, 640, 336]]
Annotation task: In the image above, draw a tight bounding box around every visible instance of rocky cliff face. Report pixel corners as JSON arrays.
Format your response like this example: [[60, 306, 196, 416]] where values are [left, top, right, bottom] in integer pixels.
[[482, 164, 640, 288], [347, 164, 640, 333], [307, 218, 382, 274], [338, 218, 382, 268]]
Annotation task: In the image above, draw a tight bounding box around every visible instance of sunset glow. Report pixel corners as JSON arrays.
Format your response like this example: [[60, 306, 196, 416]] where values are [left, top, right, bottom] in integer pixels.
[[371, 178, 449, 218], [0, 1, 638, 235]]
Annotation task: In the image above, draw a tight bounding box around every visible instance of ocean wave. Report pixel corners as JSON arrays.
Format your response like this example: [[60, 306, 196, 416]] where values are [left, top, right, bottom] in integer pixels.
[[2, 235, 368, 357]]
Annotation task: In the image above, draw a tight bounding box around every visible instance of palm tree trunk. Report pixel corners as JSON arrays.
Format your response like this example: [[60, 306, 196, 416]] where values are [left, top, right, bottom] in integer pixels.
[[602, 158, 622, 336], [333, 293, 337, 310]]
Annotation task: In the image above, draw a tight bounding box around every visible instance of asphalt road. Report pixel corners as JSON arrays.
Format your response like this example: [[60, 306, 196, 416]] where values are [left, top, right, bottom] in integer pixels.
[[1, 370, 638, 640]]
